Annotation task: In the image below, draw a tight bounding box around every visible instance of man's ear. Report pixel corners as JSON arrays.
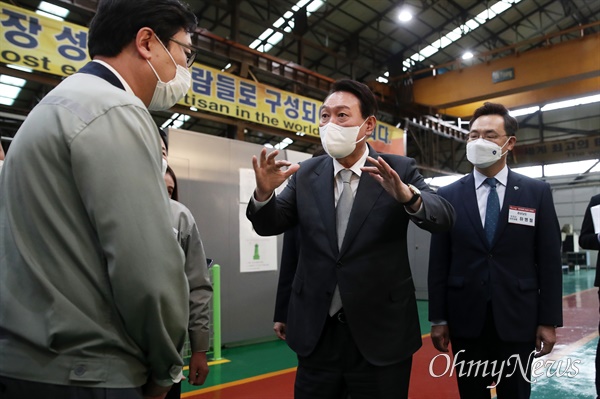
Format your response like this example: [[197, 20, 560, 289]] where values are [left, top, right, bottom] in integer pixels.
[[506, 135, 517, 151], [365, 115, 377, 137], [135, 27, 154, 61]]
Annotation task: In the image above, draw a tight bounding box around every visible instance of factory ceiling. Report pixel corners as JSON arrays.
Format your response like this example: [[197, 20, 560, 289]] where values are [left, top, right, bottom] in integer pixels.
[[1, 0, 599, 175]]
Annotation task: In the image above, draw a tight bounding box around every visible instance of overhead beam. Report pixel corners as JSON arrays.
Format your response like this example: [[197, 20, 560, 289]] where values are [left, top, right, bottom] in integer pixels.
[[412, 33, 600, 116], [442, 75, 600, 117]]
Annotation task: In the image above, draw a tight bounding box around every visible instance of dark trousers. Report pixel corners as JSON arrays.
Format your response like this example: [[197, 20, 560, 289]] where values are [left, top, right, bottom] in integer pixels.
[[450, 306, 535, 399], [596, 289, 600, 399], [0, 375, 142, 399], [295, 310, 412, 399], [165, 381, 181, 399]]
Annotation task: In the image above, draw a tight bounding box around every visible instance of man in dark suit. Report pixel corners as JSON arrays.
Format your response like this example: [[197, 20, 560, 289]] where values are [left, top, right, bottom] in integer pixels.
[[579, 193, 600, 399], [247, 79, 455, 399], [428, 102, 563, 399]]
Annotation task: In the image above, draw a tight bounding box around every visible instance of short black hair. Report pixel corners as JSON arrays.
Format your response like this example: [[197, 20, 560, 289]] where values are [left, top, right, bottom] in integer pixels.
[[159, 128, 168, 151], [470, 102, 518, 136], [327, 79, 378, 119], [165, 165, 179, 201], [88, 0, 197, 59]]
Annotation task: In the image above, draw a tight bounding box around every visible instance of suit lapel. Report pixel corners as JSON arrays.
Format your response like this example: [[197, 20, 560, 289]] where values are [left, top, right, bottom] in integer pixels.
[[339, 148, 384, 255], [310, 157, 339, 255]]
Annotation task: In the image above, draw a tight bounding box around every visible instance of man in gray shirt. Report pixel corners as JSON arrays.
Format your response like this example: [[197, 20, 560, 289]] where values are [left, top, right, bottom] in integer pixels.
[[0, 1, 198, 398]]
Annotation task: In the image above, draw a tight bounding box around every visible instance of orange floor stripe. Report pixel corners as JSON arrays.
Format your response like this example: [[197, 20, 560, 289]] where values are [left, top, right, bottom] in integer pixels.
[[183, 368, 296, 399]]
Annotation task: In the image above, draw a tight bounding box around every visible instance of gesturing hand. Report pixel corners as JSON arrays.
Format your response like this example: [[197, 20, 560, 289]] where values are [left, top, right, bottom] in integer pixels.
[[361, 156, 415, 205], [252, 148, 300, 201]]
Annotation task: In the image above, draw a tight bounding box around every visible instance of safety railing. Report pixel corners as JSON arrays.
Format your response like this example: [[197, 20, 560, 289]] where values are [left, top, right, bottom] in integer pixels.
[[182, 263, 222, 362]]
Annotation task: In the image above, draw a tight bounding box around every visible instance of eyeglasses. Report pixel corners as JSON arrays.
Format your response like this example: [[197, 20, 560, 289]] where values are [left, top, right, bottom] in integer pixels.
[[467, 132, 507, 141], [169, 38, 197, 68]]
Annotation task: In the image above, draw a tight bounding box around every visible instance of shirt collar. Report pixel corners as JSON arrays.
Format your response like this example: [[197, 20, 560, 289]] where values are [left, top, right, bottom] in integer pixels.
[[92, 60, 134, 94], [332, 146, 369, 177], [474, 165, 508, 189]]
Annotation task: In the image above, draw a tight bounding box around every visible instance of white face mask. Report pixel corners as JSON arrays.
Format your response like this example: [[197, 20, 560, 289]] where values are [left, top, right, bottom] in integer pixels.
[[147, 36, 191, 111], [466, 138, 510, 169], [161, 158, 168, 175], [319, 118, 369, 159]]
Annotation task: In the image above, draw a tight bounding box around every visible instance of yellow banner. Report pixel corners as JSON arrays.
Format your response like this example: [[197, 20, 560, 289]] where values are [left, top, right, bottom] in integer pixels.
[[0, 2, 89, 75], [182, 63, 404, 153], [0, 2, 404, 154]]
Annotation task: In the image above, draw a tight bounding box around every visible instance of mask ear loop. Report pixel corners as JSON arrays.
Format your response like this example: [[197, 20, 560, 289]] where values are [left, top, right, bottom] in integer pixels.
[[499, 135, 513, 157], [354, 116, 374, 144], [147, 34, 178, 83], [360, 115, 376, 129]]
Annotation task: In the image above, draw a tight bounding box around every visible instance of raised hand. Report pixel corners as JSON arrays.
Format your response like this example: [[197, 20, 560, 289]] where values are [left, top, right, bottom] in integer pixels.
[[361, 156, 414, 205], [252, 148, 300, 201]]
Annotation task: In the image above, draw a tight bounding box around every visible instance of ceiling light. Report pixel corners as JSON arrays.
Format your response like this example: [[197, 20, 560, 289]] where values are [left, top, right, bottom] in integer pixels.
[[398, 10, 412, 22], [544, 159, 600, 177], [0, 75, 24, 106], [425, 175, 464, 188], [38, 1, 69, 17], [462, 51, 474, 60], [249, 0, 325, 53], [306, 0, 325, 13], [0, 75, 26, 87], [509, 106, 539, 117], [0, 97, 15, 106], [511, 165, 542, 178], [6, 64, 33, 73], [541, 94, 600, 112], [0, 85, 21, 100], [275, 137, 294, 150], [160, 113, 190, 130], [36, 1, 69, 21], [401, 0, 523, 71]]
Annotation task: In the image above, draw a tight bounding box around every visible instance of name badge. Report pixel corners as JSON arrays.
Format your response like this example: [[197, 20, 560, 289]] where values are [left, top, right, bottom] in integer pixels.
[[508, 205, 536, 226]]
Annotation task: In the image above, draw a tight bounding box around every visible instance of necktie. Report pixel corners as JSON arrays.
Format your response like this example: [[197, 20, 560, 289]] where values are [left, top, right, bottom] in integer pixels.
[[484, 177, 500, 245], [329, 169, 353, 316]]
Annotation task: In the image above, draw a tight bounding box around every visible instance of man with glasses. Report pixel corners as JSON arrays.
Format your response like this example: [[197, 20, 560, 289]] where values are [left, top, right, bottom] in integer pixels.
[[0, 1, 197, 398], [170, 37, 197, 67], [428, 102, 563, 399]]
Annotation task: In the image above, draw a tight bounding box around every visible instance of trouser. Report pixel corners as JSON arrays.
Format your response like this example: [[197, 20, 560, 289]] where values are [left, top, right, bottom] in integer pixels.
[[0, 375, 143, 399], [165, 381, 182, 399], [295, 310, 412, 399], [450, 305, 534, 399], [596, 289, 600, 399]]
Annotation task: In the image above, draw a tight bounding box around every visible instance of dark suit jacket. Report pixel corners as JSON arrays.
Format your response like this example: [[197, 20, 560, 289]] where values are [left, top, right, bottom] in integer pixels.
[[274, 226, 300, 324], [247, 147, 455, 366], [579, 193, 600, 287], [428, 169, 563, 342]]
